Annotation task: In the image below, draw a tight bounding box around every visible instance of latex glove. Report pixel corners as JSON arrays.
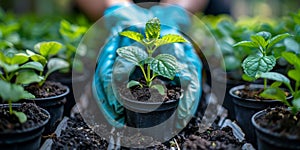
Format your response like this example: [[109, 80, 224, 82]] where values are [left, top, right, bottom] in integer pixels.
[[92, 3, 202, 129]]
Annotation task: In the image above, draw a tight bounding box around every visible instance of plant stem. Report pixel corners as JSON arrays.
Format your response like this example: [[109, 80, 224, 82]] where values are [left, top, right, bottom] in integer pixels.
[[9, 100, 12, 115], [139, 65, 148, 84], [264, 78, 267, 89], [147, 65, 151, 85]]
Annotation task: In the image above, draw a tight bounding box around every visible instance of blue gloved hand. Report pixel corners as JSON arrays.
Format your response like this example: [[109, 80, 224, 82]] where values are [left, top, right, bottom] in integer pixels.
[[92, 3, 202, 129]]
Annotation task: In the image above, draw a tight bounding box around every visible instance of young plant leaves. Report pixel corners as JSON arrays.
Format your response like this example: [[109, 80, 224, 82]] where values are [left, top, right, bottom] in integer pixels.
[[155, 34, 186, 47], [150, 54, 178, 79], [127, 80, 143, 88], [46, 58, 69, 77], [20, 62, 44, 72], [0, 80, 35, 102], [34, 41, 63, 57], [120, 31, 144, 43], [145, 17, 160, 40], [260, 87, 288, 104], [151, 84, 165, 95], [267, 33, 290, 49], [13, 111, 27, 124], [256, 72, 291, 86], [233, 41, 258, 48], [16, 70, 43, 85], [251, 35, 268, 48], [242, 55, 276, 77], [117, 46, 148, 65]]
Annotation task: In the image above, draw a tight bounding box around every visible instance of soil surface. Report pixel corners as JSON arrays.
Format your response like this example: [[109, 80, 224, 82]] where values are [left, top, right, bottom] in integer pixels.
[[121, 78, 182, 103], [255, 107, 300, 138], [233, 85, 288, 101], [0, 103, 48, 132], [25, 81, 67, 98]]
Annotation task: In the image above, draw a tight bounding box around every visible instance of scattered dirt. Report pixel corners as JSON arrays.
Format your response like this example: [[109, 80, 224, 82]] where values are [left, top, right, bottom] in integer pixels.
[[51, 113, 109, 149], [0, 103, 49, 132], [25, 81, 67, 98], [255, 107, 300, 138]]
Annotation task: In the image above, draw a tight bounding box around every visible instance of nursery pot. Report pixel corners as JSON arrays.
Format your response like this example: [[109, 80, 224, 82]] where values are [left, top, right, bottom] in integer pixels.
[[252, 109, 300, 150], [229, 84, 285, 147], [0, 104, 50, 150], [24, 86, 69, 134], [49, 71, 89, 116], [121, 94, 179, 140]]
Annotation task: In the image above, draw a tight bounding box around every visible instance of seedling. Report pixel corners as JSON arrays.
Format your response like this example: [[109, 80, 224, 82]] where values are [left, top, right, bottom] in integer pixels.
[[32, 41, 69, 86], [258, 52, 300, 115], [234, 31, 290, 89], [116, 18, 186, 95]]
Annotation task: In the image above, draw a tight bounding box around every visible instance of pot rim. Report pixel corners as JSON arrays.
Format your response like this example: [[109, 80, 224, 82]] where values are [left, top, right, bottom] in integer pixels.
[[251, 107, 300, 140], [0, 103, 50, 134], [229, 84, 292, 102], [120, 92, 178, 105], [26, 84, 70, 101]]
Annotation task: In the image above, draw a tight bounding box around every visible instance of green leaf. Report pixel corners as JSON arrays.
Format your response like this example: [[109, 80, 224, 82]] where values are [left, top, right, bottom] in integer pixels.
[[257, 72, 290, 86], [60, 20, 87, 41], [120, 31, 144, 43], [284, 38, 299, 53], [20, 62, 44, 72], [150, 54, 178, 79], [155, 34, 186, 47], [233, 41, 258, 48], [0, 60, 19, 73], [34, 41, 63, 57], [260, 87, 286, 102], [26, 50, 47, 66], [270, 81, 283, 88], [151, 84, 165, 95], [242, 74, 256, 82], [11, 53, 29, 65], [251, 35, 268, 48], [268, 33, 290, 49], [145, 17, 160, 40], [281, 51, 300, 69], [0, 41, 13, 49], [242, 55, 276, 77], [127, 80, 142, 88], [16, 70, 43, 85], [288, 69, 300, 82], [256, 31, 272, 41], [13, 111, 27, 124], [0, 80, 35, 102], [292, 98, 300, 112], [116, 46, 148, 65], [46, 58, 69, 77]]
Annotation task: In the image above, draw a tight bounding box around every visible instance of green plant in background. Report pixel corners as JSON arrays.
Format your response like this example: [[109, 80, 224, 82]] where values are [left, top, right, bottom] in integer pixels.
[[58, 20, 87, 73], [32, 41, 69, 86], [116, 17, 186, 95], [234, 31, 290, 88]]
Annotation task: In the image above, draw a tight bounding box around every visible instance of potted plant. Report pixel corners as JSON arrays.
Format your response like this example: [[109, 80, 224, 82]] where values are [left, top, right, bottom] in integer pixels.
[[114, 18, 186, 135], [252, 51, 300, 150], [0, 50, 50, 149], [229, 31, 291, 145], [23, 41, 70, 133]]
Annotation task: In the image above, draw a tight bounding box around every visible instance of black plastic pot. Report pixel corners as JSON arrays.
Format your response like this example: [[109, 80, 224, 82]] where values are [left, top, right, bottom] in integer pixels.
[[49, 71, 89, 116], [24, 86, 69, 134], [229, 84, 286, 147], [0, 104, 50, 150], [252, 109, 300, 150], [121, 93, 179, 140]]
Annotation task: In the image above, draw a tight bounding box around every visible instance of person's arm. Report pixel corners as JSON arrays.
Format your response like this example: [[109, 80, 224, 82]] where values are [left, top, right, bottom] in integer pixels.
[[76, 0, 131, 21], [161, 0, 209, 13]]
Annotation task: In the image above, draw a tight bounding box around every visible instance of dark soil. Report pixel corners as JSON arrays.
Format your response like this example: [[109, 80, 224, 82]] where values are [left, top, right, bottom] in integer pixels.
[[255, 107, 300, 138], [121, 78, 182, 102], [51, 113, 109, 149], [0, 103, 49, 132], [233, 85, 289, 101], [25, 81, 67, 98]]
